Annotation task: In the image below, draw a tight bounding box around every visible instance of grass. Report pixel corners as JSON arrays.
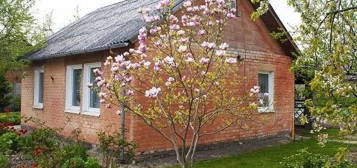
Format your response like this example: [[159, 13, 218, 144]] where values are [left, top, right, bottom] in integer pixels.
[[0, 112, 21, 125], [169, 130, 357, 168]]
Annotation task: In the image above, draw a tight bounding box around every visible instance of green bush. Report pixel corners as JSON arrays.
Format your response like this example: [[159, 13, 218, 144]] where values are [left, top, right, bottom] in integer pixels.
[[61, 156, 86, 168], [0, 154, 10, 168], [60, 143, 88, 163], [281, 148, 354, 168], [0, 112, 20, 125], [84, 157, 101, 168], [98, 131, 136, 167], [0, 132, 19, 154], [0, 74, 11, 112], [18, 128, 59, 154], [61, 156, 101, 168]]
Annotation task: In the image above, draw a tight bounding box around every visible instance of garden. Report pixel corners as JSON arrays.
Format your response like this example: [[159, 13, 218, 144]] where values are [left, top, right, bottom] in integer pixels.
[[0, 112, 136, 168], [0, 112, 356, 168]]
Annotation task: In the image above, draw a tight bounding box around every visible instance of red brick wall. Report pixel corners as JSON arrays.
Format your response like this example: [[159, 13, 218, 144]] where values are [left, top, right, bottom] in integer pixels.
[[21, 0, 294, 152]]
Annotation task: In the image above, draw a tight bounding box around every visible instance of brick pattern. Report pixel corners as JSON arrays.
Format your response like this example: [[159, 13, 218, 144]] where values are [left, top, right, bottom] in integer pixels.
[[22, 0, 294, 152]]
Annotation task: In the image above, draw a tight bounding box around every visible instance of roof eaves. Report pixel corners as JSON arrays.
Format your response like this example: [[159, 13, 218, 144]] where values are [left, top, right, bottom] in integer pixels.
[[29, 42, 129, 61]]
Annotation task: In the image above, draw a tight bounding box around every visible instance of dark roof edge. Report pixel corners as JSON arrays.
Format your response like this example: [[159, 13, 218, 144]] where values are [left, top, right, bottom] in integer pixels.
[[267, 5, 300, 57], [29, 42, 129, 61]]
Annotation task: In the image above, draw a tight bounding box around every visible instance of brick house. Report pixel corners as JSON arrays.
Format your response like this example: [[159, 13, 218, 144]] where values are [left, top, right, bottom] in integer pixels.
[[22, 0, 298, 152]]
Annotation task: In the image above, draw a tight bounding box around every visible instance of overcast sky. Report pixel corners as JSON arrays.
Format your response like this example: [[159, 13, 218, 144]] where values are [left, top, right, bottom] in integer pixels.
[[32, 0, 301, 33]]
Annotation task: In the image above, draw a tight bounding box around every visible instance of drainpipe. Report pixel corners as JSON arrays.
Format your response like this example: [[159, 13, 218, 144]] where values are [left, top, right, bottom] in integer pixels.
[[119, 89, 126, 163]]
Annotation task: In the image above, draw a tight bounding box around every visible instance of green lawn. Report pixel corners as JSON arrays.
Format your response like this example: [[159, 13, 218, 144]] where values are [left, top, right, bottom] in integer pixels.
[[0, 112, 20, 125], [170, 135, 357, 168]]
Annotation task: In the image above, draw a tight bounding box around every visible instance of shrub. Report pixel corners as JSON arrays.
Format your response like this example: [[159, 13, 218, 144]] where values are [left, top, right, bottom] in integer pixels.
[[84, 157, 101, 168], [0, 112, 20, 125], [0, 132, 19, 154], [61, 156, 86, 168], [60, 143, 88, 162], [281, 148, 354, 168], [0, 74, 11, 112], [61, 156, 101, 168], [98, 131, 136, 167], [18, 128, 59, 154], [0, 154, 10, 168]]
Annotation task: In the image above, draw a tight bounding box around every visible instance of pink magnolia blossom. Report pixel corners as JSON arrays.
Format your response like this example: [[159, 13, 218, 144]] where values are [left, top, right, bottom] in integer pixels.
[[177, 30, 185, 35], [225, 57, 237, 64], [183, 1, 192, 7], [250, 86, 260, 94], [219, 43, 229, 50], [127, 90, 134, 96], [185, 56, 194, 63], [169, 15, 179, 23], [156, 0, 170, 9], [198, 30, 206, 35], [145, 87, 161, 98], [200, 57, 210, 64], [143, 61, 151, 69], [215, 50, 225, 56], [201, 41, 216, 49], [169, 24, 180, 30], [178, 45, 188, 53], [164, 56, 175, 66]]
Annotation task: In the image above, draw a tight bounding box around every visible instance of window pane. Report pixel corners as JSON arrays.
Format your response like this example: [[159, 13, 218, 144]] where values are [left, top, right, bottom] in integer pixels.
[[90, 68, 100, 108], [39, 72, 44, 103], [258, 73, 270, 107], [258, 74, 269, 93], [72, 69, 82, 106]]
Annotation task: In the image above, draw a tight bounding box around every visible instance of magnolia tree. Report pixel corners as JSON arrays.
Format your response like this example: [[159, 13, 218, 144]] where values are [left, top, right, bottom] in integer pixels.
[[93, 0, 258, 167]]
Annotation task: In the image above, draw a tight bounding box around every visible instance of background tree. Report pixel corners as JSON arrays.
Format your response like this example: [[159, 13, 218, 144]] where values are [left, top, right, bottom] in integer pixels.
[[252, 0, 356, 164], [0, 0, 51, 74], [252, 0, 356, 135], [95, 0, 257, 167], [0, 74, 12, 112]]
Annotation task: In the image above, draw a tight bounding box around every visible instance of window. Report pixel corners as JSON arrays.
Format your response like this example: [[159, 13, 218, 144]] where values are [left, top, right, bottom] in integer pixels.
[[258, 72, 274, 112], [65, 65, 82, 113], [34, 67, 44, 109], [82, 63, 101, 116]]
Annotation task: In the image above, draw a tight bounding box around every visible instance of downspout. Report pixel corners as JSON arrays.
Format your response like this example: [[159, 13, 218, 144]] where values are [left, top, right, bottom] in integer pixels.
[[119, 88, 126, 163]]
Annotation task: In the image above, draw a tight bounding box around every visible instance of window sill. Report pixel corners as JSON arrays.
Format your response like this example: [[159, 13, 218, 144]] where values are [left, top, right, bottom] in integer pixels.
[[258, 108, 275, 113], [64, 109, 80, 114], [81, 111, 100, 117], [33, 106, 43, 110]]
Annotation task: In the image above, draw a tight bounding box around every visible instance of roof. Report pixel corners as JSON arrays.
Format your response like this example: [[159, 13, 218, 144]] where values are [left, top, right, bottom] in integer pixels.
[[27, 0, 298, 61], [27, 0, 185, 60]]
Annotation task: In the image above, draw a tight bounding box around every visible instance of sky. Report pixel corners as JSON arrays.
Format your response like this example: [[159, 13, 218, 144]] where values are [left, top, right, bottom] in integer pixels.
[[32, 0, 301, 33]]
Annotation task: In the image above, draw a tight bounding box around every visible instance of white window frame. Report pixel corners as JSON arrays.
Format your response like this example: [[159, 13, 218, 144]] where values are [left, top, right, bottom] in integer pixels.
[[33, 66, 44, 109], [82, 62, 101, 116], [65, 64, 82, 114], [258, 71, 274, 112]]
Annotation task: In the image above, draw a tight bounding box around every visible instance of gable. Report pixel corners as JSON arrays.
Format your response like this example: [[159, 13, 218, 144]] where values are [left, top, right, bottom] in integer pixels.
[[223, 0, 287, 55]]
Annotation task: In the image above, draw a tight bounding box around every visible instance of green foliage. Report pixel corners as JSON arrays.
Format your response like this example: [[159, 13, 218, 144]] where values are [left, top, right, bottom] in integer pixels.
[[98, 131, 136, 166], [0, 153, 10, 168], [0, 0, 52, 75], [0, 74, 12, 112], [61, 156, 101, 168], [281, 148, 354, 168], [18, 128, 59, 154], [0, 132, 19, 154], [61, 156, 86, 168], [84, 157, 101, 168], [0, 112, 21, 125], [287, 0, 357, 136]]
